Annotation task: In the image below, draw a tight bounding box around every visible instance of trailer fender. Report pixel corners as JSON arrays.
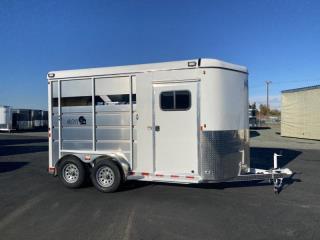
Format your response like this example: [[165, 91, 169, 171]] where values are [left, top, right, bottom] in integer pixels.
[[92, 155, 130, 182]]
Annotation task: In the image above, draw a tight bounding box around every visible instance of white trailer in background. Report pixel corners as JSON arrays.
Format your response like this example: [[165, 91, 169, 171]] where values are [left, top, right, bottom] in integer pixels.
[[12, 109, 48, 130], [0, 106, 13, 131], [47, 58, 292, 193], [0, 107, 48, 131]]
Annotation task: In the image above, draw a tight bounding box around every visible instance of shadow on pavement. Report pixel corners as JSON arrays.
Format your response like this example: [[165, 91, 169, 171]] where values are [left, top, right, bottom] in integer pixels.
[[0, 162, 29, 173], [250, 130, 260, 138], [0, 138, 48, 146], [119, 180, 270, 192], [250, 147, 301, 169], [250, 126, 271, 130], [0, 145, 48, 156], [120, 177, 302, 192]]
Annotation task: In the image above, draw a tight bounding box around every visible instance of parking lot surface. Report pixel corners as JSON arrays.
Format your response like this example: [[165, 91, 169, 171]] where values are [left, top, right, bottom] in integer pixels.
[[0, 125, 319, 240]]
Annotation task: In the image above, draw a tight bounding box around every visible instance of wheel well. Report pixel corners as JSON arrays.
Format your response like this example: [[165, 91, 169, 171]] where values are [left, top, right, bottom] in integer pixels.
[[56, 154, 80, 167], [93, 156, 126, 183], [56, 154, 90, 173]]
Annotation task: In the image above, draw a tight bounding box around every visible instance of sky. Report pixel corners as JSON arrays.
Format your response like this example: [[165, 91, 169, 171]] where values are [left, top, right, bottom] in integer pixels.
[[0, 0, 320, 110]]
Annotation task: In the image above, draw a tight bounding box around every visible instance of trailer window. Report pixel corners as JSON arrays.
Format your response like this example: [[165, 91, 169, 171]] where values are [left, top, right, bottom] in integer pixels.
[[62, 96, 92, 106], [52, 97, 92, 107], [53, 94, 137, 107], [52, 98, 58, 107], [95, 94, 136, 105], [160, 91, 191, 111], [160, 92, 174, 109]]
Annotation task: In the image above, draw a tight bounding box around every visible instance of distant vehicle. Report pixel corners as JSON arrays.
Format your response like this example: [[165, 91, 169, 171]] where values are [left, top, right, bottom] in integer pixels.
[[249, 108, 257, 127], [47, 58, 292, 193]]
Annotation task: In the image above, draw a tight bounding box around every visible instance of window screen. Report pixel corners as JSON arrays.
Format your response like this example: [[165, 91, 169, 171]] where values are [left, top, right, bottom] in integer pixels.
[[160, 90, 191, 111], [53, 94, 137, 107], [95, 94, 136, 105], [52, 97, 92, 107]]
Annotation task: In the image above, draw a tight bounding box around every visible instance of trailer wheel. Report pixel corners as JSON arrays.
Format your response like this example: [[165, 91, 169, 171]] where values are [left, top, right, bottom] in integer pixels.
[[57, 157, 86, 188], [91, 160, 121, 193]]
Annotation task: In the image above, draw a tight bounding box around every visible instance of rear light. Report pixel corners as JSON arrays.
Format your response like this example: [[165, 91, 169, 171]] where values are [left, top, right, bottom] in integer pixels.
[[48, 167, 55, 174], [186, 176, 195, 179], [48, 128, 51, 138]]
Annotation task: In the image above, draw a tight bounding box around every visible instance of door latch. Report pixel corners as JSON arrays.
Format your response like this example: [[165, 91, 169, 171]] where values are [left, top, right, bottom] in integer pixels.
[[147, 125, 160, 131]]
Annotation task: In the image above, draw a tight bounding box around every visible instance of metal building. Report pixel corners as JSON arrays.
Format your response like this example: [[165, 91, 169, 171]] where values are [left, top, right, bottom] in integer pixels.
[[281, 85, 320, 140]]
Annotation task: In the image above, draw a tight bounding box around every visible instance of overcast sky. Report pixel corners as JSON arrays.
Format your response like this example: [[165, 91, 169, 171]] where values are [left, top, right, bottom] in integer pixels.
[[0, 0, 319, 110]]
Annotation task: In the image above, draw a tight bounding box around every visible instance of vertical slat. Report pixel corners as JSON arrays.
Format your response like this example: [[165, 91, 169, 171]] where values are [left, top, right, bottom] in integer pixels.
[[92, 77, 96, 151], [58, 80, 62, 158], [48, 80, 53, 167], [197, 81, 201, 175], [152, 85, 156, 173], [129, 76, 133, 167]]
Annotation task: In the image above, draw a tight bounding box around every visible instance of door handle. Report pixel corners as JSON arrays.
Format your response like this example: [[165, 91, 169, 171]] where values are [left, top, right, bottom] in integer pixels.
[[147, 125, 160, 131]]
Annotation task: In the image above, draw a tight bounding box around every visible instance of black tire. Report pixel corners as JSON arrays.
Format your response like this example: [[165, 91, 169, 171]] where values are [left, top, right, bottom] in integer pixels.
[[57, 156, 86, 188], [91, 159, 121, 193]]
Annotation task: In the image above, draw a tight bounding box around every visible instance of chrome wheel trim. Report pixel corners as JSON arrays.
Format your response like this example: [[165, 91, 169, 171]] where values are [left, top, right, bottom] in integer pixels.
[[96, 166, 115, 188], [62, 163, 79, 184]]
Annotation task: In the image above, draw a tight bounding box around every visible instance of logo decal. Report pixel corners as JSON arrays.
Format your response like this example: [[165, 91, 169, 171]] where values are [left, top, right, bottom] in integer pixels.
[[78, 116, 87, 125]]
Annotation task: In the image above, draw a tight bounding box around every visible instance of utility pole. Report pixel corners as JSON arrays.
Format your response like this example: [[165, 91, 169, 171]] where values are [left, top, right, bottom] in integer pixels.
[[265, 81, 272, 113]]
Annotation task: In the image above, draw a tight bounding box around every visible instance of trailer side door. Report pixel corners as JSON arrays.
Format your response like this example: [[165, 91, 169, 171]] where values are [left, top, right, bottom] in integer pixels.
[[153, 81, 199, 175]]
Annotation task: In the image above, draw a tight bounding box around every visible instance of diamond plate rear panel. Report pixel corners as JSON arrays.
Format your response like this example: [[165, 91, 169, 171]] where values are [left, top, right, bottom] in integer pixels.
[[200, 130, 249, 181]]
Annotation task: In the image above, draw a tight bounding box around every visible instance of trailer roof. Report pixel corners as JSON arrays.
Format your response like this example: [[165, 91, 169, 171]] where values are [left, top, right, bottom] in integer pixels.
[[47, 58, 248, 80], [282, 84, 320, 94]]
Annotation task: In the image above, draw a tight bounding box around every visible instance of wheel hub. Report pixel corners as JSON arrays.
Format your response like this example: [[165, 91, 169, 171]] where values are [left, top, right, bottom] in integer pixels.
[[62, 163, 79, 184], [96, 166, 115, 187]]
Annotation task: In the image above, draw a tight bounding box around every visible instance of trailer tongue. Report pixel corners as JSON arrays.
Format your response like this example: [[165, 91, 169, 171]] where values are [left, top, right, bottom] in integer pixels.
[[234, 153, 293, 193]]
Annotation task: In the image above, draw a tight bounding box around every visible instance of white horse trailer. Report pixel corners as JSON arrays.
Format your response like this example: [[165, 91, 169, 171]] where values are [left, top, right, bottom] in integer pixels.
[[0, 106, 13, 131], [47, 59, 292, 193]]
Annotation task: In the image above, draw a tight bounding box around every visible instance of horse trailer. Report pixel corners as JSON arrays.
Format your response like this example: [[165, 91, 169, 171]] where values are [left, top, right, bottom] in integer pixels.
[[48, 59, 292, 193], [0, 106, 13, 131]]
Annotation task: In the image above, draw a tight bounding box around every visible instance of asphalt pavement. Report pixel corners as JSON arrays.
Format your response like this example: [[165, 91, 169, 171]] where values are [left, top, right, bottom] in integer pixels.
[[0, 126, 319, 240]]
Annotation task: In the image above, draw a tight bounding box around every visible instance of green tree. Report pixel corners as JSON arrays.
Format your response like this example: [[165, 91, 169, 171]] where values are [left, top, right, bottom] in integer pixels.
[[270, 109, 281, 116], [259, 104, 269, 116]]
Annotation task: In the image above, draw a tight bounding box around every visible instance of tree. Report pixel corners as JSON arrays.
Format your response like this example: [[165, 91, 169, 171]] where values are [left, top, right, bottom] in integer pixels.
[[259, 104, 269, 116], [270, 109, 281, 116], [249, 102, 257, 110]]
